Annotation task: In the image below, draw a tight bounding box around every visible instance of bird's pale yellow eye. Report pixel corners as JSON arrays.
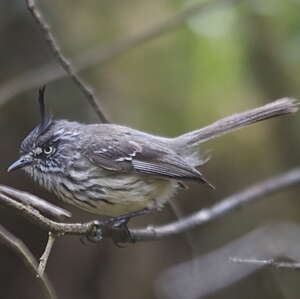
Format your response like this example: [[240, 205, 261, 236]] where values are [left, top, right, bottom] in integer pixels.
[[43, 146, 54, 155]]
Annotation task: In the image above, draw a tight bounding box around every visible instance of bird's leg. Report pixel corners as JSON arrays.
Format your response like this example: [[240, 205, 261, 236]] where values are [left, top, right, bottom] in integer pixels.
[[109, 208, 152, 226], [85, 220, 106, 243], [109, 208, 153, 243], [86, 208, 154, 245]]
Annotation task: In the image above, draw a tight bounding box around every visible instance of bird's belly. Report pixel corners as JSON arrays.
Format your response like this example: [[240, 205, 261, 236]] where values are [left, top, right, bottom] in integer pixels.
[[52, 174, 178, 216]]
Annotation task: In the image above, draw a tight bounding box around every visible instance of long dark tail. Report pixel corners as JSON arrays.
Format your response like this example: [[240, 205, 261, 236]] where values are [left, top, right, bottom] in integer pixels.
[[171, 98, 298, 150]]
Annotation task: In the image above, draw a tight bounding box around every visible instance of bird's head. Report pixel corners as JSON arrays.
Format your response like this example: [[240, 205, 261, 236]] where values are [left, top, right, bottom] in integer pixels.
[[8, 87, 81, 180]]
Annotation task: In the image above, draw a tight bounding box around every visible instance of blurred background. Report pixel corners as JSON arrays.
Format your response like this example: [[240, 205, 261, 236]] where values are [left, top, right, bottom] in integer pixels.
[[1, 0, 300, 298]]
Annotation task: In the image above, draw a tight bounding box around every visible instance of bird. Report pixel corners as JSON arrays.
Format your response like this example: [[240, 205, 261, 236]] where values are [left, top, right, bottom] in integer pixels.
[[7, 87, 297, 230], [8, 87, 214, 227]]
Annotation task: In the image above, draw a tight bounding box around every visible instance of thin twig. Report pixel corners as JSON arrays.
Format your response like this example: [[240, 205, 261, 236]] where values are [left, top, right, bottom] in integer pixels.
[[0, 0, 243, 107], [24, 0, 109, 123], [131, 167, 300, 241], [230, 257, 300, 270], [38, 232, 56, 277], [0, 225, 57, 299], [0, 185, 71, 220], [0, 191, 96, 235]]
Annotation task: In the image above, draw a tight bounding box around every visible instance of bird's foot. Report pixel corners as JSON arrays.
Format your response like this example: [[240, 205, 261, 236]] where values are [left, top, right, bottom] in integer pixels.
[[82, 219, 130, 246], [111, 217, 132, 247], [83, 220, 105, 244], [107, 208, 153, 246], [83, 208, 152, 246]]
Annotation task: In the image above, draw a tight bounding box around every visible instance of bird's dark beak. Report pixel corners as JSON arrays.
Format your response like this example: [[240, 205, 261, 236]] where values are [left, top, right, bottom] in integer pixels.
[[7, 156, 33, 172]]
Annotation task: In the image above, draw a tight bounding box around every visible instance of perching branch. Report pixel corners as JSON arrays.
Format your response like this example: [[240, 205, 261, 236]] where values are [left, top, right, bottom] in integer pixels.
[[24, 0, 109, 123], [1, 164, 300, 277], [0, 0, 243, 107], [0, 191, 97, 235], [132, 167, 300, 241], [0, 225, 57, 299], [2, 167, 300, 244]]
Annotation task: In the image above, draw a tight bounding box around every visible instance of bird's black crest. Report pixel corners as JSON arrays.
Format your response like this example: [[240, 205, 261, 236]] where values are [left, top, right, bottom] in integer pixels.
[[20, 86, 53, 153], [37, 85, 53, 135]]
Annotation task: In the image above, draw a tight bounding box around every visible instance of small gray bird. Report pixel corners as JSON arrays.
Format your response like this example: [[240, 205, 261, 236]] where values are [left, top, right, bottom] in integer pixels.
[[7, 87, 297, 226], [8, 87, 213, 221]]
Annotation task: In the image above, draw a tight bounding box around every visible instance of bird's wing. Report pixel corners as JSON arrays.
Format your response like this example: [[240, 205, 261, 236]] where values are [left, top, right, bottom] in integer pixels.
[[84, 137, 214, 187]]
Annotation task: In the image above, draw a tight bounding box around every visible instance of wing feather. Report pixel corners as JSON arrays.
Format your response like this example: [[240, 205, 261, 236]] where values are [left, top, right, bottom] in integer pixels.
[[84, 136, 214, 187]]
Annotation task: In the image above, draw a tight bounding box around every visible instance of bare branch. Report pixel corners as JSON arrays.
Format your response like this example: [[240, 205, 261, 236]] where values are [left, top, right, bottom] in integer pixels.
[[24, 0, 109, 123], [0, 0, 243, 106], [0, 185, 71, 220], [230, 257, 300, 270], [0, 191, 96, 235], [0, 225, 57, 299], [38, 232, 56, 277], [2, 166, 300, 244], [2, 153, 300, 267], [132, 168, 300, 241]]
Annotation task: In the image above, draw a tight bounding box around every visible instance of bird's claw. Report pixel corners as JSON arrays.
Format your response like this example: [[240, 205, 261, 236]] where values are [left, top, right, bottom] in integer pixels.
[[82, 209, 151, 246], [82, 220, 104, 244], [111, 217, 135, 245], [82, 218, 134, 246]]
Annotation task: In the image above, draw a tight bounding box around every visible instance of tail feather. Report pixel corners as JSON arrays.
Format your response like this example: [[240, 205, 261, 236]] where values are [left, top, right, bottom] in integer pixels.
[[171, 98, 298, 149], [197, 172, 215, 190]]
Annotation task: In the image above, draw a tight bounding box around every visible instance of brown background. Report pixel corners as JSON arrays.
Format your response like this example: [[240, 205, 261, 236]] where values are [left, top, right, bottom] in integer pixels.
[[1, 0, 300, 298]]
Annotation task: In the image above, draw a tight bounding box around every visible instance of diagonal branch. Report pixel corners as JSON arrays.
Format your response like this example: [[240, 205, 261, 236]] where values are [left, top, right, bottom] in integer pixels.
[[2, 167, 300, 243], [0, 0, 243, 107], [0, 225, 57, 299], [1, 164, 300, 276], [25, 0, 109, 123], [0, 191, 96, 235], [0, 185, 71, 220], [132, 168, 300, 241]]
